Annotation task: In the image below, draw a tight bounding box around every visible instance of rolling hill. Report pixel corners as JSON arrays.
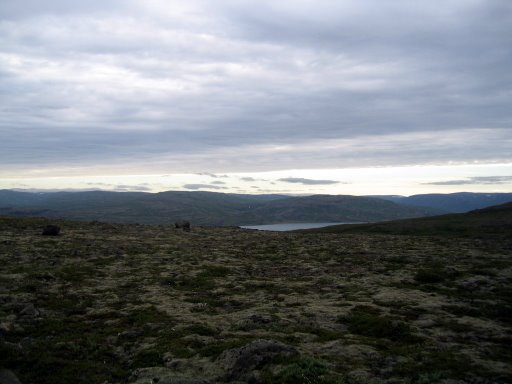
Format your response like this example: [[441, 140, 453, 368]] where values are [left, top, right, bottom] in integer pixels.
[[303, 201, 512, 237], [230, 194, 443, 224], [375, 192, 512, 213], [0, 190, 442, 226]]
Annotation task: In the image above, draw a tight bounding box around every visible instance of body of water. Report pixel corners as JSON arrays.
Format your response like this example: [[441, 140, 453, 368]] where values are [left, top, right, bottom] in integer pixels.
[[241, 222, 355, 231]]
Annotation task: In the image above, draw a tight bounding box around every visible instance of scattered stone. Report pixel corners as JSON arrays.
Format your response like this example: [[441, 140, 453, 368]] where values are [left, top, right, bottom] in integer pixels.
[[175, 221, 191, 231], [218, 339, 298, 381], [42, 225, 60, 236], [0, 369, 22, 384]]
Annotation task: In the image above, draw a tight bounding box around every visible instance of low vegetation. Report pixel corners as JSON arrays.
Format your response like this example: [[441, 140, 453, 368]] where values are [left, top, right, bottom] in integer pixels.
[[0, 212, 511, 383]]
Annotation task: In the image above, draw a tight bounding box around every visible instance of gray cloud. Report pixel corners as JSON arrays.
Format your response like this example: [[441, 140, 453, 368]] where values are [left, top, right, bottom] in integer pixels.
[[0, 1, 511, 176], [114, 185, 152, 192], [12, 188, 99, 192], [85, 182, 152, 191], [423, 176, 512, 186], [86, 182, 111, 186], [211, 180, 226, 185], [278, 178, 340, 185], [182, 183, 227, 190], [106, 184, 152, 192], [196, 173, 229, 178]]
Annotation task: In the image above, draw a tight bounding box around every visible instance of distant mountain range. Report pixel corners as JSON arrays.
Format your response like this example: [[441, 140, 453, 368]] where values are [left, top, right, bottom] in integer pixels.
[[0, 190, 510, 226], [0, 189, 445, 226], [373, 192, 512, 213]]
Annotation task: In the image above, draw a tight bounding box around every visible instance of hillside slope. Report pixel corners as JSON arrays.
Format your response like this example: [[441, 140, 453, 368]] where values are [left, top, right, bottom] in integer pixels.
[[0, 190, 442, 225], [232, 194, 444, 225], [304, 202, 512, 237], [377, 192, 512, 213]]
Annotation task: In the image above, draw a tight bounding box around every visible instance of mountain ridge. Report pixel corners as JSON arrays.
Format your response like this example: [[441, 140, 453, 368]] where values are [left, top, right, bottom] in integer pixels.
[[374, 192, 512, 212], [0, 189, 442, 226]]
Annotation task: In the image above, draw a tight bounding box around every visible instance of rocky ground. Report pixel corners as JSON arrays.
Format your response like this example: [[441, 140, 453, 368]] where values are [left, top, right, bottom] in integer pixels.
[[0, 217, 511, 384]]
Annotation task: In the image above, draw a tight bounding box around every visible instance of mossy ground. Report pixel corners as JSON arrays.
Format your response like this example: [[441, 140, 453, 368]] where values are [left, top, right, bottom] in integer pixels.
[[0, 217, 511, 383]]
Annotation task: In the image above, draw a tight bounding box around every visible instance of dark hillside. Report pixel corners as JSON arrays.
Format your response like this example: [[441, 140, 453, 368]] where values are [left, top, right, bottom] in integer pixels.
[[377, 192, 512, 213], [235, 194, 444, 225], [0, 190, 441, 226], [304, 202, 512, 238]]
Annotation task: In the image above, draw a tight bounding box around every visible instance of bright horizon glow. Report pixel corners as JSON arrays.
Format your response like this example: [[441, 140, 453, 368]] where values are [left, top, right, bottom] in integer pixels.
[[1, 163, 511, 196]]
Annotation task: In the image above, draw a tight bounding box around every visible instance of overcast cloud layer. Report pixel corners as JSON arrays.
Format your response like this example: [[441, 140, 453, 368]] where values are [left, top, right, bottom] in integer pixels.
[[1, 0, 511, 177]]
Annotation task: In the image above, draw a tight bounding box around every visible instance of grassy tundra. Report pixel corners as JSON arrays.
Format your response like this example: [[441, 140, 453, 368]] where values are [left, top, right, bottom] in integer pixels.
[[1, 204, 511, 383]]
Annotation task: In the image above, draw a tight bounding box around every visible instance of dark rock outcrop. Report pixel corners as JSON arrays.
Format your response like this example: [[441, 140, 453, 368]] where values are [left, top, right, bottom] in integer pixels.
[[42, 225, 60, 236]]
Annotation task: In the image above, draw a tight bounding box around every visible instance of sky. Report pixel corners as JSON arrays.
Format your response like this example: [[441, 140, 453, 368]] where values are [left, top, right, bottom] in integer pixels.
[[1, 0, 511, 195]]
